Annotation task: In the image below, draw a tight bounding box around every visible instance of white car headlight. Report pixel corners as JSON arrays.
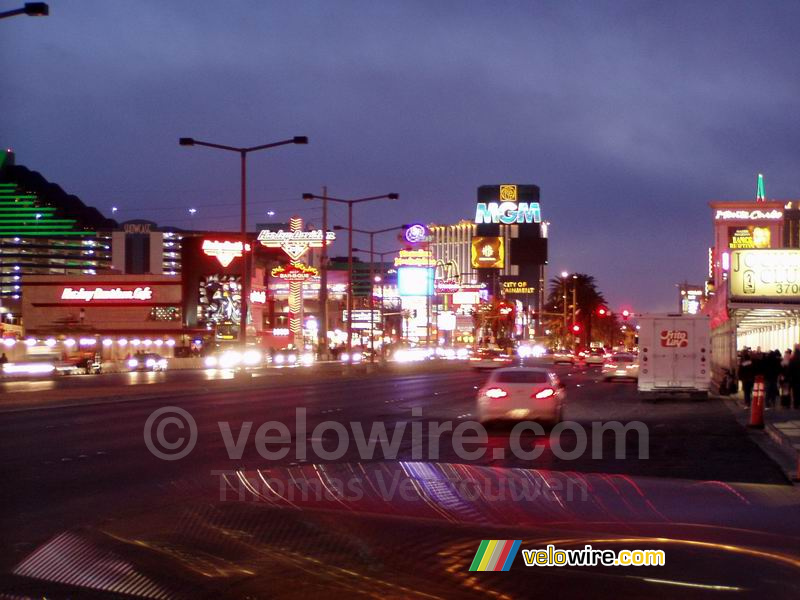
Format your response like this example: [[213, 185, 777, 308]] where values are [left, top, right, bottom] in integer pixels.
[[204, 356, 218, 368], [243, 349, 261, 366], [128, 358, 138, 368], [275, 354, 285, 364], [145, 358, 156, 367]]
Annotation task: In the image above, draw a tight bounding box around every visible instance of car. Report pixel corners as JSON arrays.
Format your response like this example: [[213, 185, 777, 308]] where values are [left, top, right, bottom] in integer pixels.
[[602, 352, 639, 381], [469, 348, 514, 370], [127, 353, 167, 372], [583, 347, 607, 366], [551, 350, 577, 365], [475, 367, 565, 425]]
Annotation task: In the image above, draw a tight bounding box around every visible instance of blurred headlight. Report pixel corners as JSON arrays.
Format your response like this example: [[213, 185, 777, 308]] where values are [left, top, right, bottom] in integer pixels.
[[127, 358, 138, 368], [204, 356, 217, 368], [287, 354, 297, 364], [301, 353, 314, 366], [219, 350, 242, 369], [145, 359, 156, 368], [243, 349, 261, 366], [340, 353, 350, 363]]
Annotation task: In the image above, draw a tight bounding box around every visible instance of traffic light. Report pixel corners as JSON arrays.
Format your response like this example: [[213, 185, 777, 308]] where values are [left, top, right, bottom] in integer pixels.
[[621, 309, 630, 320], [597, 307, 607, 317], [571, 323, 581, 333]]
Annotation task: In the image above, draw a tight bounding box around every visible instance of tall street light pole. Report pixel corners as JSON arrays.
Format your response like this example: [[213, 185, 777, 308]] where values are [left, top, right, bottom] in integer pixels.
[[335, 225, 404, 363], [303, 193, 398, 361], [179, 136, 308, 355]]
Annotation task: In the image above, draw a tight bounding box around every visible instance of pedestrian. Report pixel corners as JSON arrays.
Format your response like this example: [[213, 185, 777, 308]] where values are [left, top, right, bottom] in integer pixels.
[[791, 347, 800, 410], [0, 352, 7, 366], [738, 349, 754, 408], [780, 350, 792, 409], [764, 350, 780, 409]]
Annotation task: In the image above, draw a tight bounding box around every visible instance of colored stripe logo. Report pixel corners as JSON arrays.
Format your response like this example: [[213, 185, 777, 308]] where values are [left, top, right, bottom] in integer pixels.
[[469, 540, 521, 571]]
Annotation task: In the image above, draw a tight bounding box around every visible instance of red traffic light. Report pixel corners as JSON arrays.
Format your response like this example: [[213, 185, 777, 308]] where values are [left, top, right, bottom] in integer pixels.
[[597, 307, 607, 316], [621, 309, 631, 319], [571, 324, 581, 333]]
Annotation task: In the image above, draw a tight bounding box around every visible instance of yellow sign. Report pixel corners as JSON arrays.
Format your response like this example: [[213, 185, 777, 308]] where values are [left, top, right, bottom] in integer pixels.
[[471, 237, 504, 269], [729, 226, 770, 249], [394, 249, 434, 267], [502, 281, 535, 294], [730, 249, 800, 301], [499, 185, 518, 201]]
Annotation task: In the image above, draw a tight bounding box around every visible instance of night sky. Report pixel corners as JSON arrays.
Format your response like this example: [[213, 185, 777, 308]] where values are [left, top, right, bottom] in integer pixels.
[[3, 0, 800, 312]]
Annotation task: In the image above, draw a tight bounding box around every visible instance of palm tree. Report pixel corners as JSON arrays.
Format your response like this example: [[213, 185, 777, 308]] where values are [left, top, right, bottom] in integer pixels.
[[544, 273, 608, 349]]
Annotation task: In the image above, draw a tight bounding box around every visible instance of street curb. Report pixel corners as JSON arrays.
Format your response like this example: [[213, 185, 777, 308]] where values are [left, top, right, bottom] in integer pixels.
[[719, 394, 799, 484]]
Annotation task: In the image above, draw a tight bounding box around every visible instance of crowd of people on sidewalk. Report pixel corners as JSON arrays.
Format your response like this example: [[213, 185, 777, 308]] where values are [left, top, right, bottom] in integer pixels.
[[737, 345, 800, 410]]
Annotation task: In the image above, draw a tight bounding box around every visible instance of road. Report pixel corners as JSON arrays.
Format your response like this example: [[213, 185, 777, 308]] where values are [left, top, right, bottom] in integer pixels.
[[1, 361, 788, 573]]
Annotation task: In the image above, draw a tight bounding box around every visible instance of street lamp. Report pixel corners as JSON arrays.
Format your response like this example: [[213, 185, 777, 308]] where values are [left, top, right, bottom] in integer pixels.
[[302, 192, 398, 361], [334, 224, 404, 363], [0, 3, 48, 19], [180, 135, 307, 354]]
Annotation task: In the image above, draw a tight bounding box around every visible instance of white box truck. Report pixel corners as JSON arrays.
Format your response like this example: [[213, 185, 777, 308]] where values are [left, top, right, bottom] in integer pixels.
[[637, 313, 711, 400]]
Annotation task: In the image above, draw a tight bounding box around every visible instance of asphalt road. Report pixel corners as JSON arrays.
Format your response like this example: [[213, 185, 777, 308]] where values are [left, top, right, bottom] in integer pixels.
[[1, 362, 789, 572]]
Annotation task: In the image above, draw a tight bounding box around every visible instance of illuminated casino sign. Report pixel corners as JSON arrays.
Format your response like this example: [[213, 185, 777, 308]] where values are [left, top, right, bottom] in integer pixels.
[[728, 226, 771, 249], [714, 209, 782, 221], [394, 249, 434, 267], [502, 280, 535, 294], [60, 287, 153, 302], [404, 223, 431, 244], [475, 201, 541, 225], [202, 240, 251, 267], [471, 237, 504, 269], [271, 263, 319, 282]]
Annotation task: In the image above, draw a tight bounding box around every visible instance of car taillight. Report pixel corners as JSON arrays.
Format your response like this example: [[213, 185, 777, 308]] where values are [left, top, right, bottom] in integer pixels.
[[484, 388, 508, 399], [533, 388, 555, 399]]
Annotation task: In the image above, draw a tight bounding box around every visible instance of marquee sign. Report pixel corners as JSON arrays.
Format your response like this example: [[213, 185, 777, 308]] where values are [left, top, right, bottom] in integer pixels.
[[257, 217, 335, 261], [202, 240, 251, 267], [61, 287, 153, 302], [271, 263, 319, 282], [730, 249, 800, 301]]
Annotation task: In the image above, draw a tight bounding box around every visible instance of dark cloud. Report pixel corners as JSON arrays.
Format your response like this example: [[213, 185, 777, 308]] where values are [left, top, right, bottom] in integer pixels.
[[3, 0, 800, 311]]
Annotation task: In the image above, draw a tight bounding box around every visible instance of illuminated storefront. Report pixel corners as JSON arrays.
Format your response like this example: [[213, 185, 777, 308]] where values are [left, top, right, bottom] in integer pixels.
[[706, 192, 800, 378], [21, 274, 183, 359]]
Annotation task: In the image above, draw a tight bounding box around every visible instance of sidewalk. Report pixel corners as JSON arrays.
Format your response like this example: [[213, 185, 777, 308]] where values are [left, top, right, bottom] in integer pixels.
[[724, 390, 800, 482]]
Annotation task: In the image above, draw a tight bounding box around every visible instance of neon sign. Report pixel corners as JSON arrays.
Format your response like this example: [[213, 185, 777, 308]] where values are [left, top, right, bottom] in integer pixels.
[[61, 287, 153, 302], [714, 209, 781, 221], [394, 249, 434, 267], [271, 263, 319, 282], [249, 289, 267, 304], [475, 202, 541, 224], [404, 223, 430, 244], [257, 218, 335, 261], [202, 240, 251, 267]]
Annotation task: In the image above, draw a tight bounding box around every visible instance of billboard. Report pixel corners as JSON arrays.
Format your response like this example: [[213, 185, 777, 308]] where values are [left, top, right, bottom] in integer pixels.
[[728, 226, 771, 249], [397, 267, 434, 296], [471, 237, 504, 269], [730, 249, 800, 302]]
